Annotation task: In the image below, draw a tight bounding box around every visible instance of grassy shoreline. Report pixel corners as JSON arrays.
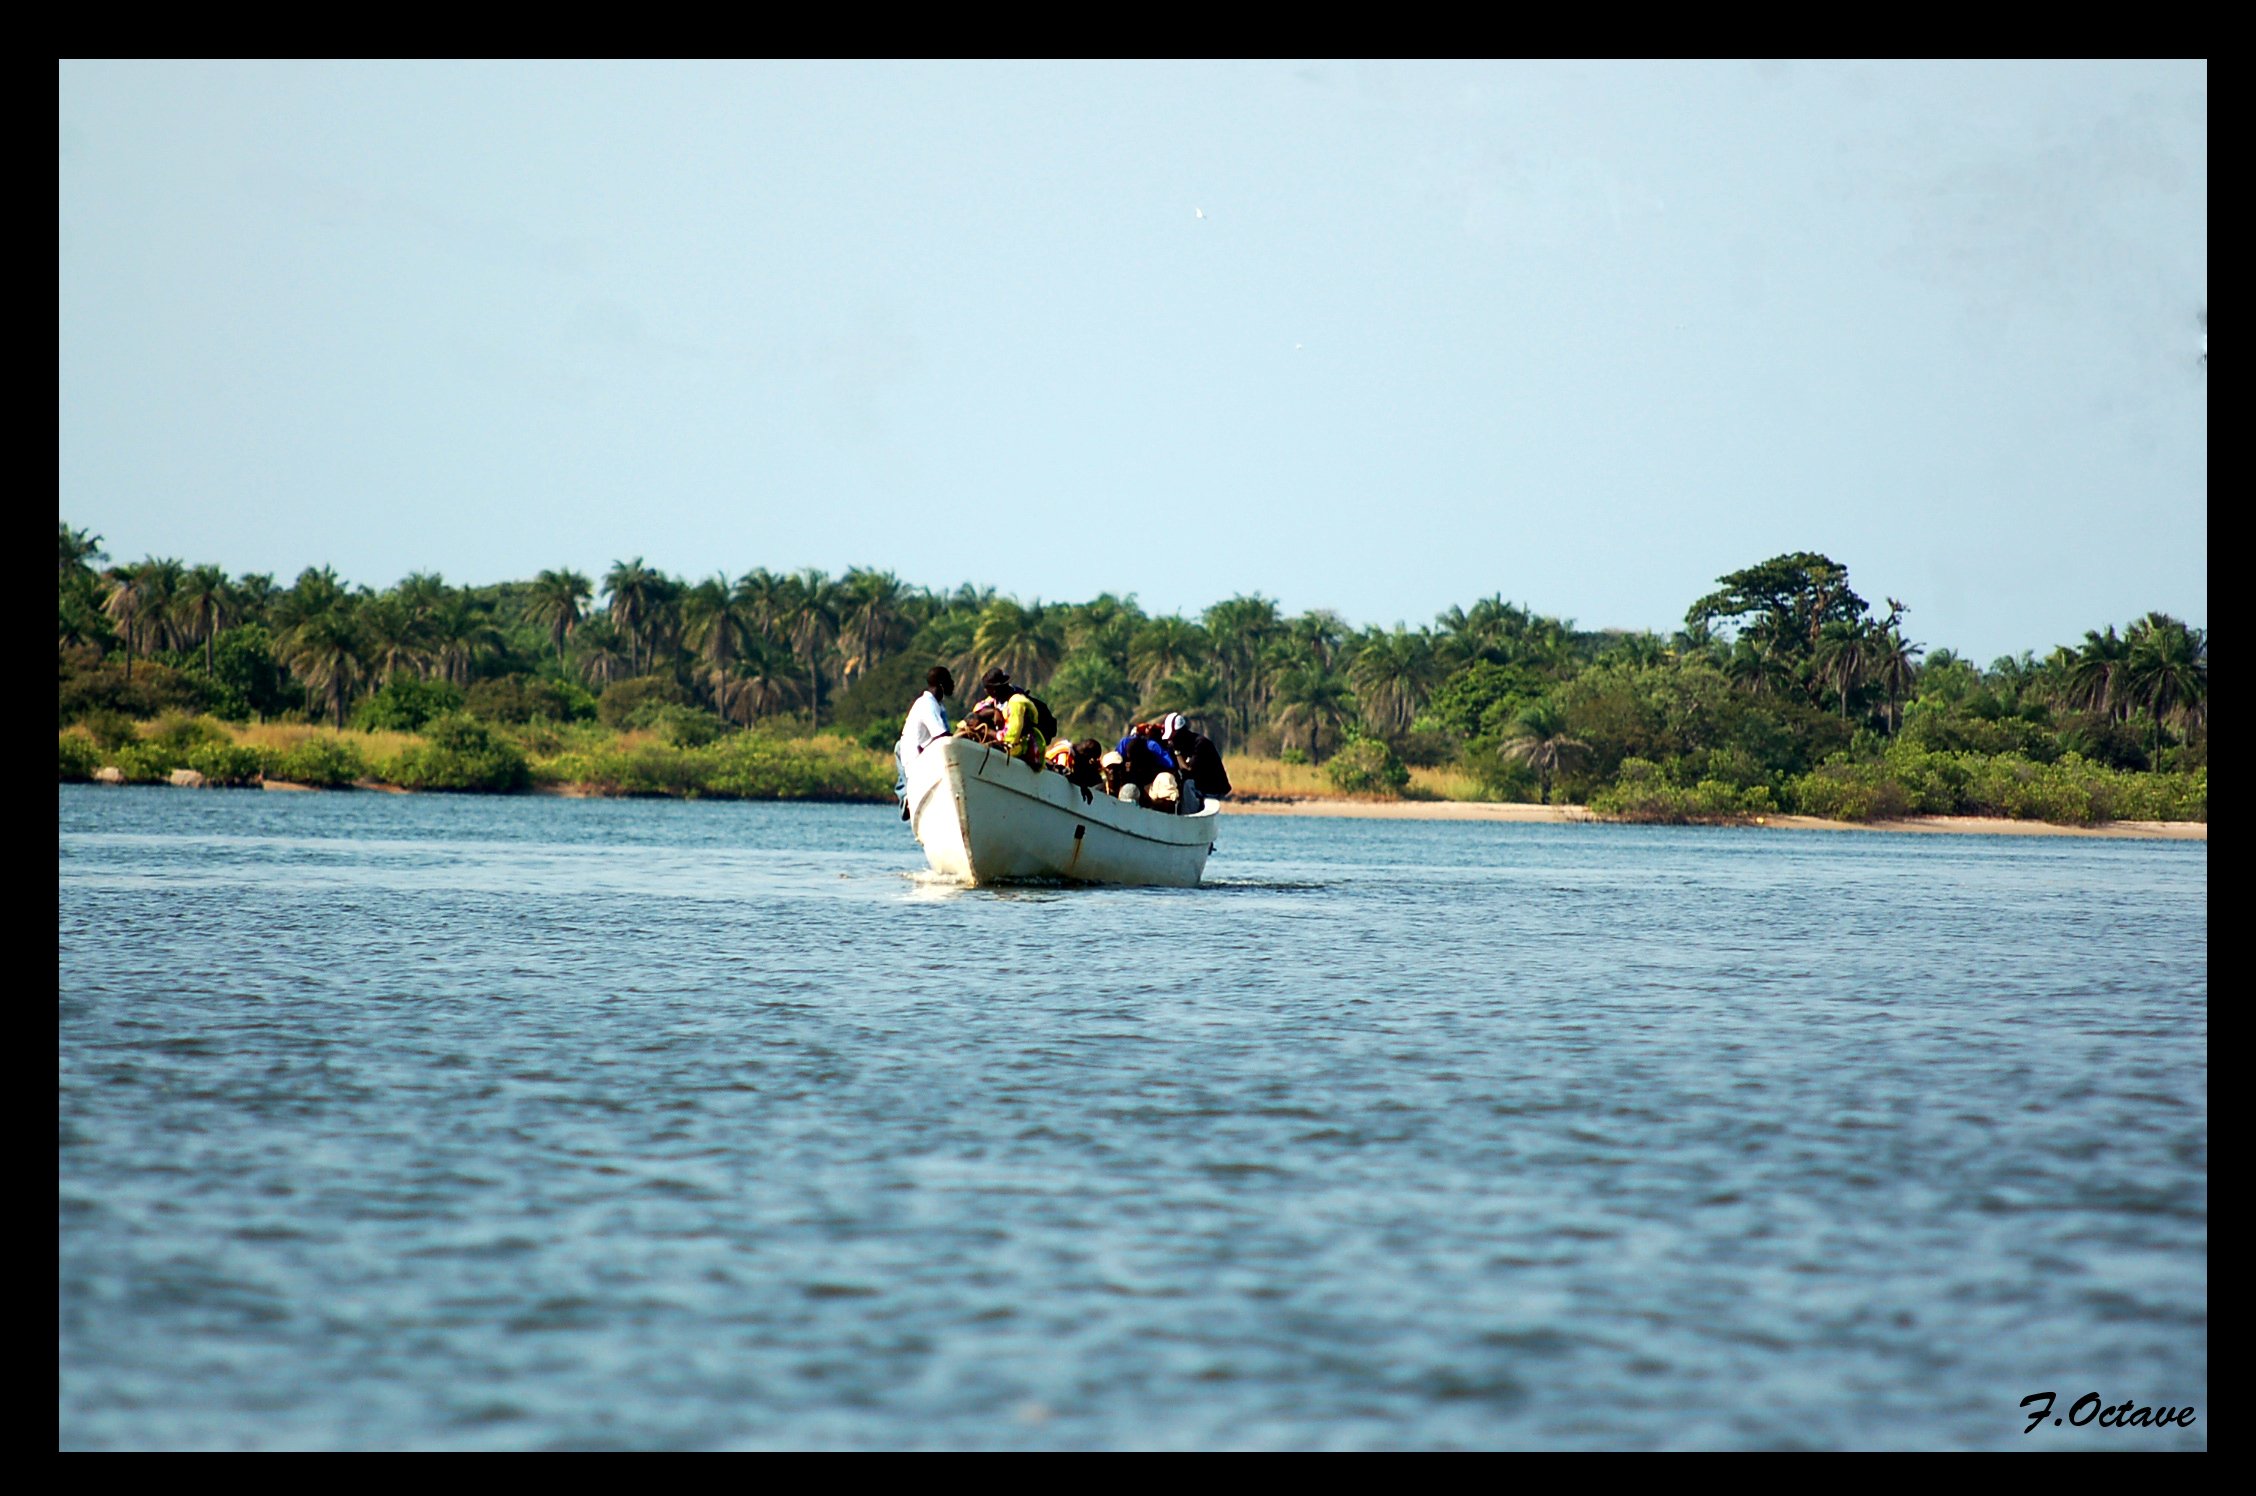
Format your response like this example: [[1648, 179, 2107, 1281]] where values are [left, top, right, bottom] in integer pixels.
[[60, 722, 2205, 838]]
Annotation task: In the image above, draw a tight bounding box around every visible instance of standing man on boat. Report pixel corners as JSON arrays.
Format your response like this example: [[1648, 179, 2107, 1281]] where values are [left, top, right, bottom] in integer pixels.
[[894, 666, 955, 818]]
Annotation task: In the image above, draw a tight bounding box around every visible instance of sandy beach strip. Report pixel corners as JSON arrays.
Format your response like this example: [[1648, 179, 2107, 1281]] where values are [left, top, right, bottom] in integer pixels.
[[1221, 798, 2205, 841]]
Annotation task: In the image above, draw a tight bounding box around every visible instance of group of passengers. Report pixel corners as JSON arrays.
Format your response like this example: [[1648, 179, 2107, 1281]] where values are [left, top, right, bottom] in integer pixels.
[[894, 666, 1232, 818]]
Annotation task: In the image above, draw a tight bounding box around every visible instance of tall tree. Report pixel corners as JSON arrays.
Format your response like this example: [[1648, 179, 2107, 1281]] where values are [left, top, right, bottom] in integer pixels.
[[972, 599, 1064, 690], [681, 576, 754, 722], [528, 569, 593, 664], [2124, 613, 2208, 763], [837, 568, 915, 686], [1687, 553, 1868, 674], [1347, 627, 1439, 735], [1272, 665, 1355, 761], [282, 609, 368, 728], [1129, 615, 1209, 693], [175, 564, 235, 676], [604, 558, 664, 676], [1497, 701, 1592, 805]]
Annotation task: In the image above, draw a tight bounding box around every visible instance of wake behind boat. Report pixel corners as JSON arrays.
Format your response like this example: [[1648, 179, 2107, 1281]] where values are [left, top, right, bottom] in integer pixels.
[[906, 735, 1218, 886]]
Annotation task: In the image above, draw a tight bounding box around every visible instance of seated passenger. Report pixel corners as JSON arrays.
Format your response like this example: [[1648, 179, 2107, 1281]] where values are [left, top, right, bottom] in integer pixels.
[[954, 705, 1004, 745], [1066, 738, 1106, 790], [1044, 737, 1078, 773], [1153, 712, 1230, 813], [1113, 731, 1180, 809]]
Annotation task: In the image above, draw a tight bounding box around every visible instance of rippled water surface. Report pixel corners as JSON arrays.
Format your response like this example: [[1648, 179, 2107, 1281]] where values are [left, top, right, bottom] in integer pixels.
[[58, 786, 2207, 1448]]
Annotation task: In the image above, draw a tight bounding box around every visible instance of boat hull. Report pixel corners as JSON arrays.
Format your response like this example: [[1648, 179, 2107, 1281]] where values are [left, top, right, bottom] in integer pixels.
[[907, 736, 1216, 886]]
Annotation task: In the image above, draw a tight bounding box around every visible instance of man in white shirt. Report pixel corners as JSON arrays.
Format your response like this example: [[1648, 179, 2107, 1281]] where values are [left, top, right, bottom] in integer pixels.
[[894, 666, 956, 817]]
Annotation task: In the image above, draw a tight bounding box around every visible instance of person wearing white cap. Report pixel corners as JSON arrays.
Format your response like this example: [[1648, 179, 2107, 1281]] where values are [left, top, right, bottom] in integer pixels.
[[1154, 711, 1231, 814]]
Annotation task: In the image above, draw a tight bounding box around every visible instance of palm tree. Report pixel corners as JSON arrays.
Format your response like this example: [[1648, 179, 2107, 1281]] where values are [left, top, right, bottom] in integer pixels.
[[782, 570, 840, 725], [1813, 620, 1874, 720], [1203, 594, 1282, 734], [1128, 615, 1209, 693], [568, 617, 633, 690], [1045, 653, 1139, 735], [1869, 625, 1923, 736], [1347, 627, 1439, 735], [2124, 614, 2207, 763], [527, 569, 593, 664], [681, 575, 754, 722], [603, 558, 664, 675], [282, 609, 368, 727], [427, 593, 503, 687], [59, 523, 105, 586], [732, 636, 801, 724], [972, 598, 1065, 690], [1143, 669, 1232, 745], [2064, 627, 2133, 723], [1272, 665, 1355, 761], [1497, 701, 1592, 804], [175, 564, 235, 675], [359, 595, 431, 685], [837, 568, 915, 686], [99, 563, 153, 679]]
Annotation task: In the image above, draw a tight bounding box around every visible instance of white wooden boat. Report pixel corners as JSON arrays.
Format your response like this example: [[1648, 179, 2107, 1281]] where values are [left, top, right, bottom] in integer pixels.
[[905, 735, 1217, 886]]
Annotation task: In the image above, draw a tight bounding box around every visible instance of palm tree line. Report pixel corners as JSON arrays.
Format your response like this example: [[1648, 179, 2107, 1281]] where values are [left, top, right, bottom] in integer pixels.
[[60, 523, 2207, 775]]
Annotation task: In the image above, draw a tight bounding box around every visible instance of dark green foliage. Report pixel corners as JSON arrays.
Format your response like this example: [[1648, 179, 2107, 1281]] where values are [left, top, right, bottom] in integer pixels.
[[595, 674, 689, 730], [385, 713, 530, 793], [1422, 661, 1551, 739], [827, 651, 930, 736], [58, 657, 209, 726], [1326, 738, 1410, 795], [51, 522, 2208, 826], [1386, 725, 1461, 769], [640, 705, 725, 748], [465, 673, 596, 724], [353, 677, 466, 733], [1687, 552, 1868, 666], [202, 624, 289, 720], [77, 709, 140, 751]]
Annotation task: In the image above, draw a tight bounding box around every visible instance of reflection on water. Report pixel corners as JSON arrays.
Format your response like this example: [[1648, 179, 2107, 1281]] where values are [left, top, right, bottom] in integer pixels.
[[58, 786, 2205, 1449]]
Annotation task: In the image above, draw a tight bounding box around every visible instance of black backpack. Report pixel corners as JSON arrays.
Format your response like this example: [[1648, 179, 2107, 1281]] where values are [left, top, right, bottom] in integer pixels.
[[1027, 694, 1059, 742]]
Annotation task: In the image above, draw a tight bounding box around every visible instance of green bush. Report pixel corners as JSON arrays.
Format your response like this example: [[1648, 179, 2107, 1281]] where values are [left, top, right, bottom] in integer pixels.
[[353, 678, 466, 733], [856, 718, 899, 752], [1786, 756, 1916, 822], [185, 742, 264, 787], [1325, 738, 1410, 796], [382, 713, 530, 793], [58, 658, 210, 727], [78, 708, 140, 751], [264, 735, 367, 787], [59, 733, 101, 781], [465, 674, 597, 725], [111, 742, 184, 784], [641, 704, 725, 748], [537, 732, 890, 801], [595, 674, 689, 730], [146, 711, 231, 756], [1589, 759, 1774, 823]]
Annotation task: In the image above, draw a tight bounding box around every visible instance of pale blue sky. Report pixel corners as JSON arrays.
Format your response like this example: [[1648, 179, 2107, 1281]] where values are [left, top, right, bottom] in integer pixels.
[[58, 60, 2205, 664]]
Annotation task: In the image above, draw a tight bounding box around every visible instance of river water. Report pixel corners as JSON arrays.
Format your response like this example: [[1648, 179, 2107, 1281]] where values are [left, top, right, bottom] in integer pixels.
[[57, 785, 2207, 1448]]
